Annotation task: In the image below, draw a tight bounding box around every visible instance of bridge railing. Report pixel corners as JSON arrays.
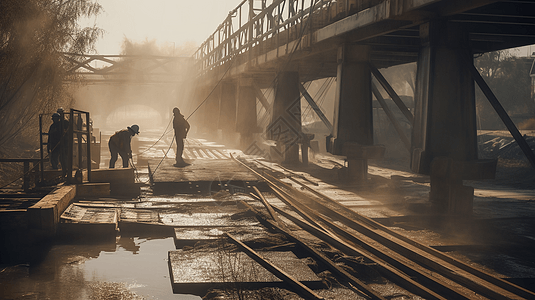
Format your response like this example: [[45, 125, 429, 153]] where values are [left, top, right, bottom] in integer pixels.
[[194, 0, 383, 75]]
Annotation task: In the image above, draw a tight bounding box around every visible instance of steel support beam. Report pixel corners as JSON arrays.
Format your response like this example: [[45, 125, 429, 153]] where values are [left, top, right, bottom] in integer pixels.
[[252, 81, 272, 116], [298, 83, 333, 132], [464, 57, 535, 169], [372, 82, 411, 152], [370, 63, 414, 124]]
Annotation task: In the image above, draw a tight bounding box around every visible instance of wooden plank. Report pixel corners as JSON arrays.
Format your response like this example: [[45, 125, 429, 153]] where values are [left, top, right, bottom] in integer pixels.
[[251, 186, 283, 226], [59, 204, 118, 239]]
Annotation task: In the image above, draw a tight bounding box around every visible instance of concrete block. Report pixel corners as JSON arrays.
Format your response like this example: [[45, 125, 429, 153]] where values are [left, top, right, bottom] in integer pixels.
[[27, 185, 76, 234], [173, 226, 271, 249], [91, 168, 135, 184], [168, 250, 322, 295], [76, 183, 110, 197], [110, 182, 141, 196]]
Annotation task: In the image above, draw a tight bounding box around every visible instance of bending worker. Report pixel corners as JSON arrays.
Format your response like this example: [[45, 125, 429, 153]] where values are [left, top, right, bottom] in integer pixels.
[[173, 107, 190, 167], [109, 124, 140, 168]]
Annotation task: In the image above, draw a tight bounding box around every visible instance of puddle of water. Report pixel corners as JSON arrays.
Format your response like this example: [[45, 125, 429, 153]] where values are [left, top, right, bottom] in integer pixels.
[[0, 238, 201, 300], [85, 237, 200, 299]]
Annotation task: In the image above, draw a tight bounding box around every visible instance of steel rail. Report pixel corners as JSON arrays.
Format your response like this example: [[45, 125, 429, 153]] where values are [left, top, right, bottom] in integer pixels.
[[225, 232, 325, 300], [230, 154, 336, 237], [283, 198, 516, 300], [260, 173, 480, 299], [242, 158, 534, 299], [239, 200, 387, 300], [233, 156, 451, 299], [286, 176, 535, 300], [270, 204, 448, 300]]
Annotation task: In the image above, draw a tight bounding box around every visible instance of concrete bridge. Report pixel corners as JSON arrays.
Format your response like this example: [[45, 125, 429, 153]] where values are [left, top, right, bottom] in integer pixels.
[[190, 0, 535, 213]]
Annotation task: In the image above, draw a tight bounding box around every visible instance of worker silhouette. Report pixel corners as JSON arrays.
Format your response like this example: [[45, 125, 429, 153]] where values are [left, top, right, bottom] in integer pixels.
[[109, 125, 139, 168], [53, 108, 70, 176], [47, 113, 64, 169], [173, 107, 190, 167]]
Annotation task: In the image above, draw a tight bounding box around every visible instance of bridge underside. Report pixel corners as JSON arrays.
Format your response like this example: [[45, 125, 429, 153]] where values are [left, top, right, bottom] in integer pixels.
[[192, 0, 535, 214]]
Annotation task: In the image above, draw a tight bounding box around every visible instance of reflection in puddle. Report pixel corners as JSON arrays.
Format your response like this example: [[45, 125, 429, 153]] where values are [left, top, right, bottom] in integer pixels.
[[0, 237, 201, 300]]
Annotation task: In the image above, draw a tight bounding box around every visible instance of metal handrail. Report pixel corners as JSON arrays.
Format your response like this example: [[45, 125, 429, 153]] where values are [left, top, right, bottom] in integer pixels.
[[193, 0, 336, 75], [194, 1, 385, 75]]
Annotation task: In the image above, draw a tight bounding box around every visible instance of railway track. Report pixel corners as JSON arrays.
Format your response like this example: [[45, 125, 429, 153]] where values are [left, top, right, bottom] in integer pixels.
[[232, 155, 535, 300]]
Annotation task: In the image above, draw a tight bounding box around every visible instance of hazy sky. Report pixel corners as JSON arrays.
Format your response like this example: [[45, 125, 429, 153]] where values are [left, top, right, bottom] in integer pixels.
[[89, 0, 241, 54]]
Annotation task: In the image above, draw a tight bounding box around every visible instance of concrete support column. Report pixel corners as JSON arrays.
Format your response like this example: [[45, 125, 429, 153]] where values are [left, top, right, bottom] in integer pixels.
[[219, 81, 237, 142], [412, 21, 495, 213], [236, 77, 257, 148], [190, 86, 209, 136], [328, 45, 383, 181], [270, 72, 301, 163], [204, 86, 220, 138]]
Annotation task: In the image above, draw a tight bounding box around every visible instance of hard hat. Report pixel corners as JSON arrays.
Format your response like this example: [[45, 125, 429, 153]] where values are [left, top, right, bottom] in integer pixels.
[[128, 124, 140, 135], [52, 113, 60, 119], [57, 107, 64, 113]]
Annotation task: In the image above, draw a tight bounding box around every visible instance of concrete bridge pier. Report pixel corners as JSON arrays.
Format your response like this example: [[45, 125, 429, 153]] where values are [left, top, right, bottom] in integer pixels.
[[203, 86, 220, 139], [219, 81, 238, 145], [236, 77, 258, 149], [188, 86, 209, 136], [270, 72, 302, 164], [328, 45, 384, 181], [411, 21, 496, 214]]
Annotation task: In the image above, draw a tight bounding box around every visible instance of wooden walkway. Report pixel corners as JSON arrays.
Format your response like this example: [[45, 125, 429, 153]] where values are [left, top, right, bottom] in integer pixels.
[[149, 158, 260, 194]]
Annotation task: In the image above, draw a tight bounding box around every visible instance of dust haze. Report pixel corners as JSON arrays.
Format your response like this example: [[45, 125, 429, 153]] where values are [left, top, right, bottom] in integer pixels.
[[71, 39, 197, 135]]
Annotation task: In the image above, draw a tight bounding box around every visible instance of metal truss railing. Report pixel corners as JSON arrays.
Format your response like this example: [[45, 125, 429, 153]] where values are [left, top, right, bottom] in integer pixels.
[[61, 53, 193, 84], [194, 0, 383, 75]]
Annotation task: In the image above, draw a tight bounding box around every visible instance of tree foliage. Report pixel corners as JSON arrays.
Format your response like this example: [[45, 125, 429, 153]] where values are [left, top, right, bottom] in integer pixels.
[[475, 50, 534, 129], [0, 0, 102, 150]]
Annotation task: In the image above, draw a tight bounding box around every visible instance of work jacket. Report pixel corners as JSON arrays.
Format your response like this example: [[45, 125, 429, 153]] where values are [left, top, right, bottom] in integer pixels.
[[109, 129, 133, 154], [173, 114, 190, 139], [47, 119, 69, 152]]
